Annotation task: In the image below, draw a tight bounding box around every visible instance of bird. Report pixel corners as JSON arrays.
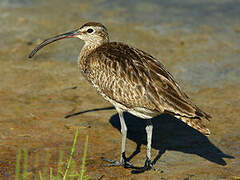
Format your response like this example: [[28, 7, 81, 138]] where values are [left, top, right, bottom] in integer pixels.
[[29, 22, 211, 172]]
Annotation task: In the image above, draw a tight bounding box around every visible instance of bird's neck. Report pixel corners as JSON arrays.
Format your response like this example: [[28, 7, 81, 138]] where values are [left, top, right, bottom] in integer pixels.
[[78, 39, 108, 71]]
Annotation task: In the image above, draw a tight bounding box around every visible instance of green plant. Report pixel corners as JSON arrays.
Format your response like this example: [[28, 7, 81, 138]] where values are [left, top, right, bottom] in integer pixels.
[[15, 129, 89, 180]]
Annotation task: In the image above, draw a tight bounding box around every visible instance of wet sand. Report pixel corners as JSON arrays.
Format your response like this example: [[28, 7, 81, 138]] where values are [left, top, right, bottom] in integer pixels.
[[0, 0, 240, 179]]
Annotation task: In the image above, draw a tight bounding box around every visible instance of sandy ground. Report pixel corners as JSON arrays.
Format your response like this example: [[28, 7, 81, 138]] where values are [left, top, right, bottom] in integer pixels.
[[0, 0, 240, 179]]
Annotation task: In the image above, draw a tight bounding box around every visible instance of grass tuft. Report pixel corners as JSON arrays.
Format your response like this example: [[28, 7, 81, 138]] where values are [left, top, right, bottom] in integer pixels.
[[14, 129, 89, 179], [63, 129, 79, 180], [23, 148, 28, 180], [80, 135, 89, 180], [15, 148, 21, 180]]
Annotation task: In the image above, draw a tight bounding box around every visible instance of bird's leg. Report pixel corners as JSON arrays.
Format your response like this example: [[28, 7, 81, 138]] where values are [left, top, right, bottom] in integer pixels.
[[101, 110, 133, 168], [131, 119, 153, 174], [119, 110, 127, 164], [145, 119, 153, 168]]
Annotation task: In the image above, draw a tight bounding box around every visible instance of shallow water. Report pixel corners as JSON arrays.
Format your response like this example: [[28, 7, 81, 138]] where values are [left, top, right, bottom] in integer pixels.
[[0, 0, 240, 179]]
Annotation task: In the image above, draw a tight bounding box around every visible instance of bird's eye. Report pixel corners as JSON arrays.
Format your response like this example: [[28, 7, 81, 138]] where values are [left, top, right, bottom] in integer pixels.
[[87, 28, 94, 33]]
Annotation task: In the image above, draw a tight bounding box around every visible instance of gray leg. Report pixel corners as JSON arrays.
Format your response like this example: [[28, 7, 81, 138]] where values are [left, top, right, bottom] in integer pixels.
[[101, 109, 133, 168], [131, 119, 153, 174], [118, 110, 127, 163], [146, 119, 153, 161]]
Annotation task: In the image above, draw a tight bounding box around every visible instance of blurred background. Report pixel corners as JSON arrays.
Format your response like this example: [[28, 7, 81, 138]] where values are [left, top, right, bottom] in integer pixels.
[[0, 0, 239, 179]]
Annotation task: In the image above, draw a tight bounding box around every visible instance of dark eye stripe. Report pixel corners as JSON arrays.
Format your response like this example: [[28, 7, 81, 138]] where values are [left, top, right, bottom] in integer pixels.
[[87, 28, 94, 33]]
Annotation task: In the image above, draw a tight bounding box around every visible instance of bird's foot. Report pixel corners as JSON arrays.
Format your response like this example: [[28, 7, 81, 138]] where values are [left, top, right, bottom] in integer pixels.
[[101, 155, 156, 173], [131, 158, 154, 174], [101, 152, 134, 168], [101, 157, 123, 166]]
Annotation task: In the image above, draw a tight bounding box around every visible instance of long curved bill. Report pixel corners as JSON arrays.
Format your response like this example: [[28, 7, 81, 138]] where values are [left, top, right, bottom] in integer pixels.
[[28, 29, 79, 58]]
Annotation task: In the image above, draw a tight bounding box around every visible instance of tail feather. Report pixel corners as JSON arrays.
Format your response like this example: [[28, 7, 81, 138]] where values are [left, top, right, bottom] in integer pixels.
[[195, 107, 212, 121], [174, 115, 211, 135]]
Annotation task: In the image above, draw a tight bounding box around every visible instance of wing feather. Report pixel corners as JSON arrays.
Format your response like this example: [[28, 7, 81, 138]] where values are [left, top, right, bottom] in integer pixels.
[[85, 42, 211, 120]]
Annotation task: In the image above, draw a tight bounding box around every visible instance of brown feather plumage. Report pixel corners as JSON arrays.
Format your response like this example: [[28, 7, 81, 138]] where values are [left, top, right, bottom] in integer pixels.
[[79, 42, 211, 135]]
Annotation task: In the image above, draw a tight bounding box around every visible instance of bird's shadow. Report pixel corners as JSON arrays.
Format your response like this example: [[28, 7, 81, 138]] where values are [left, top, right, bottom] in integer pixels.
[[65, 107, 234, 166], [109, 112, 234, 166]]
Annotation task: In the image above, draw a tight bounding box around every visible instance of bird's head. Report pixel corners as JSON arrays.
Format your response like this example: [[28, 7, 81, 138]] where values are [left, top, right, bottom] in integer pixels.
[[77, 22, 109, 43], [28, 22, 109, 58]]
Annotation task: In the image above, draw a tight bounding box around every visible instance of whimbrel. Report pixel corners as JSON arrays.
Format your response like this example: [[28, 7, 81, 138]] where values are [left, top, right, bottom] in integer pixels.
[[29, 22, 211, 172]]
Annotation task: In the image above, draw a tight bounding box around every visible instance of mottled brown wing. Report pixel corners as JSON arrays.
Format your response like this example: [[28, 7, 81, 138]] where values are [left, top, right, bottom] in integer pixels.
[[86, 42, 211, 120], [85, 43, 159, 117]]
